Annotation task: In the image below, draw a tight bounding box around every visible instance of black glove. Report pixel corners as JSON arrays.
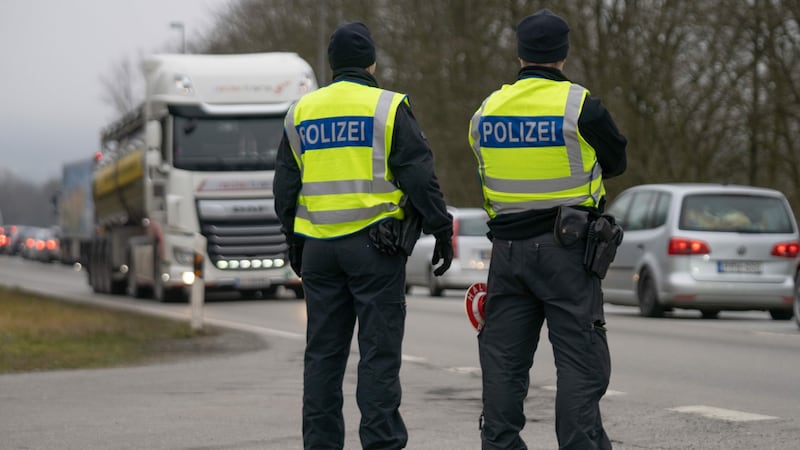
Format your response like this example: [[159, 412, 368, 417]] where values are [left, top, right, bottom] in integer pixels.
[[368, 220, 400, 255], [431, 232, 453, 276], [288, 238, 304, 276]]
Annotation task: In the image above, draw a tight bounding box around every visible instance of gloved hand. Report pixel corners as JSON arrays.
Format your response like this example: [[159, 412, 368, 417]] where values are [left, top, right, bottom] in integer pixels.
[[431, 232, 453, 276], [288, 238, 304, 277]]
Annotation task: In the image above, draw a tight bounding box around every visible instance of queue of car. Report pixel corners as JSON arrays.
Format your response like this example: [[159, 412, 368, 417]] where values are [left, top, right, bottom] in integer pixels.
[[0, 224, 60, 263]]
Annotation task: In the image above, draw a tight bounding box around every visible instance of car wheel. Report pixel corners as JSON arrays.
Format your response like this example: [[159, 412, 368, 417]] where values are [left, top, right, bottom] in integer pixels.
[[291, 285, 305, 299], [700, 309, 719, 319], [794, 272, 800, 329], [768, 309, 792, 321], [637, 270, 664, 318], [428, 267, 443, 297]]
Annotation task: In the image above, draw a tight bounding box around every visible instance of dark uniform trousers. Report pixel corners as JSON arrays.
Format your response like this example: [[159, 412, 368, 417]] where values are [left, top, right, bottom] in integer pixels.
[[478, 232, 612, 450], [301, 230, 408, 450]]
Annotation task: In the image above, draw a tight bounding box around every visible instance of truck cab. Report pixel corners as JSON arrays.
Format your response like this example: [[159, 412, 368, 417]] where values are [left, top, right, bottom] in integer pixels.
[[90, 53, 317, 301]]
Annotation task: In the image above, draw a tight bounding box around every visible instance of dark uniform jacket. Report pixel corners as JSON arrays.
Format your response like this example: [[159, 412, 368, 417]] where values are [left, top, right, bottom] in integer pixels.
[[274, 68, 452, 242], [486, 66, 628, 240]]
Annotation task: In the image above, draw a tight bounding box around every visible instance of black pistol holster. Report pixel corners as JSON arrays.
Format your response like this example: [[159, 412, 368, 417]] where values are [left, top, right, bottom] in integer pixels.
[[583, 215, 624, 279], [368, 196, 423, 256], [396, 196, 423, 256], [554, 205, 590, 248]]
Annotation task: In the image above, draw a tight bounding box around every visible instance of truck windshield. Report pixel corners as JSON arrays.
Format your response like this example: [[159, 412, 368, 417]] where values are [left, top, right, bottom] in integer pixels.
[[173, 115, 284, 171]]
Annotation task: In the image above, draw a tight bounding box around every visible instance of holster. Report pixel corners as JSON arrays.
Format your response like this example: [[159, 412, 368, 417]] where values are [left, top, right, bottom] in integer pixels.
[[554, 205, 590, 248], [368, 196, 423, 256], [396, 196, 423, 256], [583, 215, 624, 279]]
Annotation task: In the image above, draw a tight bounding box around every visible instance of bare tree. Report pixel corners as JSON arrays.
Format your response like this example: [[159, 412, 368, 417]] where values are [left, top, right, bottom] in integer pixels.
[[185, 0, 800, 214], [99, 55, 141, 119]]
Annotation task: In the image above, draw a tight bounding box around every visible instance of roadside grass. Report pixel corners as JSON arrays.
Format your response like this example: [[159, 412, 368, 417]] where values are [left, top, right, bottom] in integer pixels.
[[0, 286, 216, 374]]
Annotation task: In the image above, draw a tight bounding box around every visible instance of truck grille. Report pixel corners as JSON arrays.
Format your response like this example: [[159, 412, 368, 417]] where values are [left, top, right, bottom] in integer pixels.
[[196, 198, 287, 270]]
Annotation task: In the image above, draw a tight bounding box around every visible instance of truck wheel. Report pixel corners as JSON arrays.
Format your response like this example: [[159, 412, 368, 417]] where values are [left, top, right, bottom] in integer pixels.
[[154, 281, 185, 303], [89, 243, 102, 293], [99, 240, 111, 294], [126, 257, 149, 298]]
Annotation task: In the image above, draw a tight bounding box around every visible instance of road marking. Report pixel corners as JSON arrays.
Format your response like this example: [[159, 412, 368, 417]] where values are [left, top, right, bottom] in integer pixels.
[[206, 317, 305, 340], [402, 354, 428, 363], [669, 405, 778, 422], [541, 385, 626, 396], [446, 366, 481, 375]]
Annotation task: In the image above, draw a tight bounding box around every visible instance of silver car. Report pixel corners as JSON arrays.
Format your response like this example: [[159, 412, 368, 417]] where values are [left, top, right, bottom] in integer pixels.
[[406, 207, 491, 296], [604, 183, 799, 319]]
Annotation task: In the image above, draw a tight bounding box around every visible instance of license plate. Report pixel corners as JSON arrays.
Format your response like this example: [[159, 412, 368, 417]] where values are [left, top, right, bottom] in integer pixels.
[[717, 261, 762, 274]]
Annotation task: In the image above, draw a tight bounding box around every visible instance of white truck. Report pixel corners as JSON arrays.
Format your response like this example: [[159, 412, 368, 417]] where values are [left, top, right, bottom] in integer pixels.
[[89, 52, 316, 301]]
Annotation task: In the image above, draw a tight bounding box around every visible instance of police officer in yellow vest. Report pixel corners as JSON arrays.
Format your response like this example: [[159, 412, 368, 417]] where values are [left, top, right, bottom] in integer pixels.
[[275, 22, 454, 450], [469, 9, 627, 450]]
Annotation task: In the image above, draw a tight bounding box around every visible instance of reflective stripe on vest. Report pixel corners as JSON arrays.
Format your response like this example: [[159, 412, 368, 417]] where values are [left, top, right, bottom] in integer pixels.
[[469, 79, 604, 217], [284, 83, 405, 238]]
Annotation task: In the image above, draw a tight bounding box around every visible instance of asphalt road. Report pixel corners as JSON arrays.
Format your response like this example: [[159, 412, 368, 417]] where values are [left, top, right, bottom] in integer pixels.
[[1, 254, 799, 449]]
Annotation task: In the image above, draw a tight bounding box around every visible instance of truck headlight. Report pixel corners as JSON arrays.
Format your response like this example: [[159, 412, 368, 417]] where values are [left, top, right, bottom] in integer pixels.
[[173, 247, 194, 265]]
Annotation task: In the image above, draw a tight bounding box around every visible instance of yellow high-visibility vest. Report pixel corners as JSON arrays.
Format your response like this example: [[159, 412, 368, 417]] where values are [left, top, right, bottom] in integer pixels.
[[284, 81, 407, 238], [469, 77, 605, 218]]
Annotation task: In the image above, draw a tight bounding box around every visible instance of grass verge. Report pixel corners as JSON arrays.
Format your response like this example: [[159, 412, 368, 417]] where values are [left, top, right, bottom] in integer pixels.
[[0, 285, 217, 374]]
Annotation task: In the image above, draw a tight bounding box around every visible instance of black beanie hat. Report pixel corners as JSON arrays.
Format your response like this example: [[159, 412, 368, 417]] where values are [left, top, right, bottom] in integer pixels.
[[328, 22, 376, 70], [517, 9, 570, 63]]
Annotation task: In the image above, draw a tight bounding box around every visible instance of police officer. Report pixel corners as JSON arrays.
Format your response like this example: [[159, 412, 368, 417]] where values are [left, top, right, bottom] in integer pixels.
[[468, 9, 627, 450], [274, 22, 454, 450]]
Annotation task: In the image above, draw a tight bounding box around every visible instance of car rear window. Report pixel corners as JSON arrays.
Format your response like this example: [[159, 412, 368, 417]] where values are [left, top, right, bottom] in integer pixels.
[[458, 217, 489, 236], [679, 194, 795, 233]]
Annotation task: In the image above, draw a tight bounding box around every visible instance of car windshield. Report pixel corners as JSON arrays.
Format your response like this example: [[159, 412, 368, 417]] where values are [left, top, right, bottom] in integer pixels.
[[173, 115, 284, 171], [679, 194, 794, 233]]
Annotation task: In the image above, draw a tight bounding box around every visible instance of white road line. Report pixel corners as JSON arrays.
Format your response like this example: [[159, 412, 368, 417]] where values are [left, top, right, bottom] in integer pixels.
[[205, 317, 305, 340], [402, 354, 428, 363], [446, 366, 481, 375], [540, 385, 626, 396], [669, 405, 778, 422]]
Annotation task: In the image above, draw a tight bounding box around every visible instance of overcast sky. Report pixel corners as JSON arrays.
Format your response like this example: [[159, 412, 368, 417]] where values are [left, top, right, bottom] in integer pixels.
[[0, 0, 235, 184]]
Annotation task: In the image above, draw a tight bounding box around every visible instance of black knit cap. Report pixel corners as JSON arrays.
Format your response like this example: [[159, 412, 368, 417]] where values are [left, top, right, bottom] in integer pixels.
[[517, 9, 570, 63], [327, 22, 376, 70]]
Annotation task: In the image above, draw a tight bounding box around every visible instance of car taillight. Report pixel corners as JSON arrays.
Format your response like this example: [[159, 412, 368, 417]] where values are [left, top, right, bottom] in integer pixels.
[[771, 241, 800, 258], [47, 239, 58, 250], [35, 240, 45, 251], [668, 237, 710, 255], [26, 237, 35, 248]]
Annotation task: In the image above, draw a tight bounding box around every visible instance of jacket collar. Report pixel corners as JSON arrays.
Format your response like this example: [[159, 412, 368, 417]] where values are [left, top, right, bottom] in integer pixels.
[[331, 67, 379, 87], [518, 65, 569, 82]]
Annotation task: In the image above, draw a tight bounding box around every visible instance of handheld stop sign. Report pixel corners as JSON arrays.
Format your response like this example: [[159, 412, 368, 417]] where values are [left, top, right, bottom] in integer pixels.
[[465, 282, 487, 332]]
